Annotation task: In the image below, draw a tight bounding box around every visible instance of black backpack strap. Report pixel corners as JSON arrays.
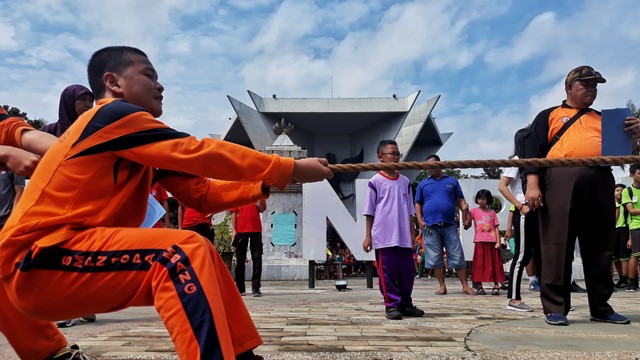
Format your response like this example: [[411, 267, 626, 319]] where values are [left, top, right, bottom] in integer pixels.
[[549, 108, 590, 148]]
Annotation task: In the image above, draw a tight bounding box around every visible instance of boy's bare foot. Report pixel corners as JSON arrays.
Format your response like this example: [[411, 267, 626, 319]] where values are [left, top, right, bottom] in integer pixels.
[[434, 288, 447, 295], [462, 287, 476, 295]]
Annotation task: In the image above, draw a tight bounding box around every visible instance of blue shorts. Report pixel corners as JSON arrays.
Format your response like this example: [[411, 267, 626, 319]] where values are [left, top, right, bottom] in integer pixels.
[[423, 224, 466, 269]]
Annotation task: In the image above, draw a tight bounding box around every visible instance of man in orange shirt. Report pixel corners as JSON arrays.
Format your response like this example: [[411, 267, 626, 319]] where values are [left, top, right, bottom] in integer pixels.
[[524, 65, 640, 326], [0, 108, 85, 360], [231, 200, 266, 297], [0, 46, 332, 360]]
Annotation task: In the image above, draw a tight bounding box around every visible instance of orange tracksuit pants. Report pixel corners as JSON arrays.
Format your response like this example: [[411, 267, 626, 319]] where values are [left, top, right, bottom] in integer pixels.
[[0, 285, 67, 359], [3, 227, 261, 360]]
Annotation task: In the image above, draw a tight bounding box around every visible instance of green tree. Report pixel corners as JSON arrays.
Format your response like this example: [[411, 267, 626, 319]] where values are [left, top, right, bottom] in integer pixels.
[[444, 168, 463, 178], [413, 168, 476, 186], [25, 118, 46, 129], [2, 105, 48, 129], [628, 100, 640, 118], [166, 197, 180, 228], [213, 212, 234, 253], [481, 167, 502, 179]]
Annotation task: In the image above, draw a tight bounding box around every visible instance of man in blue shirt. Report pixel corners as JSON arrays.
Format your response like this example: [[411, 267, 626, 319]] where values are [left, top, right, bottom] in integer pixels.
[[414, 155, 475, 295]]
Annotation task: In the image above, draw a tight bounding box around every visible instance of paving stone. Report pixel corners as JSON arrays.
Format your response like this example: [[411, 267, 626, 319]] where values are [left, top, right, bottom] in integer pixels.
[[1, 278, 639, 359], [343, 345, 411, 352]]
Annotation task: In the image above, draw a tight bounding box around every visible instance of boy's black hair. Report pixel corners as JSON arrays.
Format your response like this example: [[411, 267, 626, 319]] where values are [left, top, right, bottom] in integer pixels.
[[475, 189, 493, 205], [630, 164, 640, 175], [425, 154, 440, 161], [88, 46, 148, 99], [377, 139, 398, 154], [615, 183, 627, 190]]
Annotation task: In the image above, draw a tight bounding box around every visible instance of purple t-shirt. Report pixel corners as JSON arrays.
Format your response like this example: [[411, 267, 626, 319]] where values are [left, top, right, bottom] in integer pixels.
[[363, 172, 415, 249]]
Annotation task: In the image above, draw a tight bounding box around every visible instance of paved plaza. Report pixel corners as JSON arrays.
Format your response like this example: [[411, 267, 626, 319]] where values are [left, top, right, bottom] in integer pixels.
[[1, 277, 639, 359]]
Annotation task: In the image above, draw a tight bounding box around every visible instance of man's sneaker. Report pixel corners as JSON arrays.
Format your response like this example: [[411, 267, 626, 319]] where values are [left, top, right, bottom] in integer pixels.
[[81, 314, 96, 322], [47, 343, 95, 360], [626, 278, 638, 292], [615, 278, 628, 288], [385, 306, 402, 320], [590, 312, 631, 324], [400, 305, 425, 317], [570, 281, 587, 293], [544, 313, 569, 326], [56, 319, 76, 328], [252, 289, 262, 297], [507, 300, 533, 312], [529, 279, 540, 291]]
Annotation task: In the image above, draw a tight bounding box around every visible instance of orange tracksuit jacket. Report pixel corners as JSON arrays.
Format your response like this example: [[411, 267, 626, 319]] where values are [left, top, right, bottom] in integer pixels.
[[0, 109, 68, 360], [0, 98, 294, 360], [0, 108, 33, 148]]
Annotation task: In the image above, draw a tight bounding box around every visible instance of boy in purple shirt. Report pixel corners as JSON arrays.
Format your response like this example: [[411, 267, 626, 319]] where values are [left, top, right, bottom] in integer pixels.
[[363, 140, 425, 320]]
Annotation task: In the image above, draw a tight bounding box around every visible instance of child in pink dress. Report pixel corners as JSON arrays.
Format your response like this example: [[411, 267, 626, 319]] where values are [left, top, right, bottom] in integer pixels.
[[467, 189, 505, 295]]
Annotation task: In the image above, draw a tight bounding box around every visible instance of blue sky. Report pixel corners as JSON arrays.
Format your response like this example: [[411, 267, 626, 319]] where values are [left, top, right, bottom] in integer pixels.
[[1, 0, 639, 177]]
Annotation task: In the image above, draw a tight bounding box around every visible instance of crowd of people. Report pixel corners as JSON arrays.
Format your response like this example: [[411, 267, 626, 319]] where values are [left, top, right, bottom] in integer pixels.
[[355, 65, 640, 328], [2, 47, 640, 359]]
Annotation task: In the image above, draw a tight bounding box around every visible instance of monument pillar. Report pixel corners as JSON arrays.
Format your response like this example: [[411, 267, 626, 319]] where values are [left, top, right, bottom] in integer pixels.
[[254, 119, 310, 280]]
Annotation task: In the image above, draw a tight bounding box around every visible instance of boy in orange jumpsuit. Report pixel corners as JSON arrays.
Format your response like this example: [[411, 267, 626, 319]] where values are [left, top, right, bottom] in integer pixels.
[[0, 107, 80, 360], [0, 46, 332, 360]]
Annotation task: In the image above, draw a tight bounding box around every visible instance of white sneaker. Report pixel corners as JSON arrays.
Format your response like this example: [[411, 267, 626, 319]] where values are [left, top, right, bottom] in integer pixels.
[[48, 343, 95, 360], [81, 314, 96, 322], [56, 319, 76, 328]]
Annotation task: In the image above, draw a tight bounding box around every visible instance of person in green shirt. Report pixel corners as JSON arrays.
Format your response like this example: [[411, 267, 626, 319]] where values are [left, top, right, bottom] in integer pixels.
[[621, 165, 640, 291], [613, 183, 631, 289]]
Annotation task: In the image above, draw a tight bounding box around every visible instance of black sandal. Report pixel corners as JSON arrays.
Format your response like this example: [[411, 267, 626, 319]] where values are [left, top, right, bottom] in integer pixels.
[[492, 285, 500, 295]]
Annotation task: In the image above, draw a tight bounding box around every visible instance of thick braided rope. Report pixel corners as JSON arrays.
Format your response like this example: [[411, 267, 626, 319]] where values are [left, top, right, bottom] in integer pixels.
[[327, 155, 640, 173]]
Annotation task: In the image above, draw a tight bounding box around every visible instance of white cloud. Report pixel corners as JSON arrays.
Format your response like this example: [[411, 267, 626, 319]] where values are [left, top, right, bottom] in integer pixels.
[[228, 0, 277, 10], [0, 22, 18, 50], [436, 100, 528, 162], [1, 0, 639, 169], [251, 0, 320, 53], [484, 11, 557, 69], [240, 0, 496, 100]]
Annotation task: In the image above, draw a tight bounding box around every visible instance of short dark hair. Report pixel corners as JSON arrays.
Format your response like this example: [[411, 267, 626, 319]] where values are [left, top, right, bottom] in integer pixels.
[[615, 183, 627, 190], [425, 154, 440, 161], [88, 46, 148, 99], [629, 164, 640, 175], [475, 189, 493, 205], [377, 140, 398, 154]]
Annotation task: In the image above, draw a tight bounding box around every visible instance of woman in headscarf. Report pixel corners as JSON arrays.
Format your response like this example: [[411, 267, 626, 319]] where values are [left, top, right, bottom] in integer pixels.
[[41, 84, 94, 136], [42, 85, 96, 327]]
